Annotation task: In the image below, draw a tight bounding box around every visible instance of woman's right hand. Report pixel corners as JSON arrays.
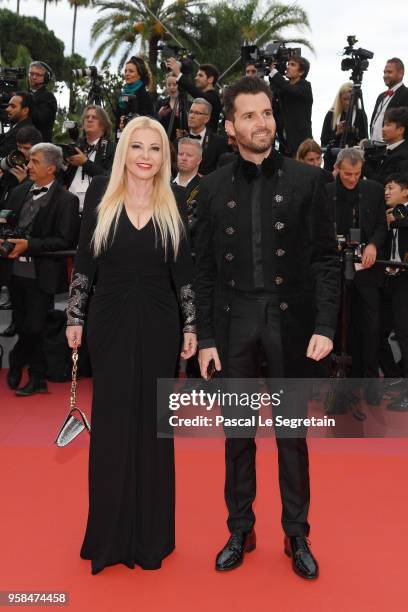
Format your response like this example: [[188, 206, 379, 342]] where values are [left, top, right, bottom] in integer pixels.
[[66, 325, 83, 349]]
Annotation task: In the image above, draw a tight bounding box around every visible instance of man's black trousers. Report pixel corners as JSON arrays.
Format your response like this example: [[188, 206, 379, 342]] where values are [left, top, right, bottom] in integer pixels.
[[9, 275, 53, 379], [224, 292, 310, 537]]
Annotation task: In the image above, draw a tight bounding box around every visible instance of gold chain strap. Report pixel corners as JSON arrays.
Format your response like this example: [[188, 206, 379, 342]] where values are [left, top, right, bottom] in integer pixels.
[[70, 347, 78, 409]]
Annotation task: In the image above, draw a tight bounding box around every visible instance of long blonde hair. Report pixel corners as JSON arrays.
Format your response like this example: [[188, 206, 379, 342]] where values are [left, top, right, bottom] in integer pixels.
[[331, 82, 352, 130], [92, 116, 183, 259]]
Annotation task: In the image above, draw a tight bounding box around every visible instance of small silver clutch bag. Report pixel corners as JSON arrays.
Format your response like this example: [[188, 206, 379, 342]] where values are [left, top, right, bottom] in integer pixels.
[[55, 347, 91, 447]]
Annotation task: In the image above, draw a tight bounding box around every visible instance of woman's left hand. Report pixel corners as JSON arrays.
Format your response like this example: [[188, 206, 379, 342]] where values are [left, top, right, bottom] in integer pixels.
[[180, 332, 197, 360]]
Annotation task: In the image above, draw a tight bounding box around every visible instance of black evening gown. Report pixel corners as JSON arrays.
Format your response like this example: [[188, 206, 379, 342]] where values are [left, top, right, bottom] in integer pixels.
[[67, 176, 195, 574]]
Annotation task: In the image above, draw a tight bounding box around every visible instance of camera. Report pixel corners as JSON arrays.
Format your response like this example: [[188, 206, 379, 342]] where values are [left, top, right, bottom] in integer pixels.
[[393, 204, 408, 221], [71, 66, 98, 80], [0, 209, 25, 257], [341, 35, 373, 84], [60, 120, 80, 159], [241, 42, 301, 77], [158, 43, 194, 75], [0, 149, 26, 172], [0, 66, 26, 123]]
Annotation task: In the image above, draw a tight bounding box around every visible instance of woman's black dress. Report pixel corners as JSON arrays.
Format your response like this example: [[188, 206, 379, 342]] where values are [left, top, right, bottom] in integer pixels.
[[67, 176, 195, 574]]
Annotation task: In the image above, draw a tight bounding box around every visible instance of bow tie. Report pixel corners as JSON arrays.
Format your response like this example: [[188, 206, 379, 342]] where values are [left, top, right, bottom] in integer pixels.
[[30, 186, 48, 196], [235, 151, 283, 182], [384, 90, 394, 97], [189, 133, 202, 140]]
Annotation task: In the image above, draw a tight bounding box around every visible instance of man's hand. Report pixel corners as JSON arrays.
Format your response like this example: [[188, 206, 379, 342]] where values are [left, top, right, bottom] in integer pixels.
[[166, 58, 181, 77], [7, 238, 28, 259], [10, 165, 28, 183], [386, 209, 395, 227], [361, 243, 377, 268], [306, 334, 333, 361], [67, 148, 87, 167], [180, 332, 197, 360], [198, 347, 222, 380], [66, 325, 83, 349]]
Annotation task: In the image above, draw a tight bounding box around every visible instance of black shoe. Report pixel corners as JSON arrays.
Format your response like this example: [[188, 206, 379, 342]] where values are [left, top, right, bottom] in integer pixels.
[[387, 395, 408, 412], [15, 378, 48, 397], [215, 530, 256, 571], [284, 536, 319, 580], [0, 300, 11, 310], [0, 322, 17, 337], [7, 367, 23, 390]]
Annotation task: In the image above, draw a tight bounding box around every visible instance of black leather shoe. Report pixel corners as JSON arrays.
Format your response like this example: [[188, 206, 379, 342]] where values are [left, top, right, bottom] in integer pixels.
[[284, 536, 319, 580], [387, 395, 408, 412], [0, 322, 17, 337], [15, 378, 48, 397], [215, 530, 256, 571], [7, 367, 23, 390], [0, 300, 11, 310]]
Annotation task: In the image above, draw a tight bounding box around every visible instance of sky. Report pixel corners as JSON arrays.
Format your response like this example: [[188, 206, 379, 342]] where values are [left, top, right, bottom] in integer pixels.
[[10, 0, 408, 138]]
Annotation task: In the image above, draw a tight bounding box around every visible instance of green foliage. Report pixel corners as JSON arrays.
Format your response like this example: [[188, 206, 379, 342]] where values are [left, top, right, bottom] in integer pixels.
[[0, 9, 65, 77]]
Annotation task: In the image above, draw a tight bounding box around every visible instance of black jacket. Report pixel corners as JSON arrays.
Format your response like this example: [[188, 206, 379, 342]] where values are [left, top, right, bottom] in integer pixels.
[[193, 156, 340, 376], [269, 73, 313, 156], [0, 118, 33, 158], [370, 84, 408, 133], [386, 205, 408, 260], [321, 109, 368, 147], [30, 86, 58, 142], [196, 129, 230, 175], [115, 87, 154, 129], [63, 137, 116, 189], [326, 178, 387, 286], [364, 140, 408, 183], [0, 181, 80, 294], [177, 75, 221, 132]]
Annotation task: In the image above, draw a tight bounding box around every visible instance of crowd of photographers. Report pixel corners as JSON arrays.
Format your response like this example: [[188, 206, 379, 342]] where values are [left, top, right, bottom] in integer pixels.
[[0, 47, 407, 408]]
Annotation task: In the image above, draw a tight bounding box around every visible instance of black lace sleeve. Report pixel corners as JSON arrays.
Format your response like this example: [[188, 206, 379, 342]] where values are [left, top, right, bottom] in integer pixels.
[[66, 176, 107, 326], [170, 219, 196, 334]]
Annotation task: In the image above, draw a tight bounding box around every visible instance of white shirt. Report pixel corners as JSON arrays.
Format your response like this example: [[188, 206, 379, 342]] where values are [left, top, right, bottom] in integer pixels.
[[189, 128, 206, 146], [371, 81, 403, 142], [69, 138, 99, 212], [174, 173, 197, 187], [387, 139, 405, 152]]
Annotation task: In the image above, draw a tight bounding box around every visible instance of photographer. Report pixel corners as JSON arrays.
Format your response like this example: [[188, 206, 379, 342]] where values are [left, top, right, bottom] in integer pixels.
[[116, 56, 154, 132], [0, 143, 79, 396], [381, 174, 408, 410], [327, 148, 387, 392], [269, 56, 313, 157], [166, 58, 221, 132], [28, 61, 58, 143], [155, 73, 186, 141], [364, 107, 408, 183], [0, 92, 33, 158], [370, 58, 408, 142], [0, 126, 42, 205], [63, 105, 115, 212]]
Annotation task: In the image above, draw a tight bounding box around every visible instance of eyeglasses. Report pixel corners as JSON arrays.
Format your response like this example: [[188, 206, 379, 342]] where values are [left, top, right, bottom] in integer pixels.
[[188, 110, 208, 116], [29, 72, 44, 78]]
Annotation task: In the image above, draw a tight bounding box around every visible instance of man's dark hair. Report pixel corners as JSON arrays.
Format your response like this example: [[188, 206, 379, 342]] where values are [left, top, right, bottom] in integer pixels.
[[199, 64, 219, 86], [384, 172, 408, 190], [387, 57, 405, 72], [223, 77, 273, 120], [384, 106, 408, 136], [14, 91, 34, 114], [16, 125, 42, 145], [292, 56, 310, 79]]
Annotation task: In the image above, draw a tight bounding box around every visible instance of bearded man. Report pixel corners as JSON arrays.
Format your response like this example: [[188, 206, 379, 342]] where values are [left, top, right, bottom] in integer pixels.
[[193, 77, 340, 579]]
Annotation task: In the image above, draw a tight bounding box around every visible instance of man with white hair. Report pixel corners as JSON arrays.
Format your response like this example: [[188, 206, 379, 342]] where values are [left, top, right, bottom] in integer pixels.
[[173, 137, 202, 220], [186, 98, 229, 174], [0, 143, 79, 396]]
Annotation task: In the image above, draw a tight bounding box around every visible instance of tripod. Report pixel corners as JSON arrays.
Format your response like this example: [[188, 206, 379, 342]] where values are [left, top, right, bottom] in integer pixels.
[[167, 90, 189, 139]]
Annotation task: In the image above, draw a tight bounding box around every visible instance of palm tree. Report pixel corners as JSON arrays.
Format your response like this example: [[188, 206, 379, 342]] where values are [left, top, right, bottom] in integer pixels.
[[90, 0, 202, 87], [69, 0, 93, 55], [41, 0, 61, 24]]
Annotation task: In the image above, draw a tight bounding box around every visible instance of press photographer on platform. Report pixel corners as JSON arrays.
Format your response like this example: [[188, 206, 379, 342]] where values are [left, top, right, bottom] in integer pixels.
[[27, 61, 58, 143]]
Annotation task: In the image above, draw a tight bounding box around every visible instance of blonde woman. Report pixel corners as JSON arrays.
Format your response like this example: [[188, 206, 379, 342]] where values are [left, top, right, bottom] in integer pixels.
[[66, 116, 197, 575], [321, 82, 368, 169]]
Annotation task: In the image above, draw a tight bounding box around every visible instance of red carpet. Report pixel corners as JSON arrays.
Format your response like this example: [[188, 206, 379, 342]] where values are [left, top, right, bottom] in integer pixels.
[[1, 372, 407, 611]]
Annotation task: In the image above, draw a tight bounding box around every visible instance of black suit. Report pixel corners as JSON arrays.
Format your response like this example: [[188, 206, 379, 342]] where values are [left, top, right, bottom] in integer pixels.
[[177, 75, 221, 132], [195, 129, 230, 175], [194, 155, 339, 535], [30, 86, 58, 142], [327, 179, 387, 377], [0, 118, 33, 158], [63, 138, 116, 190], [269, 73, 313, 156], [365, 140, 408, 184], [370, 84, 408, 135], [1, 180, 79, 379], [115, 87, 154, 130]]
